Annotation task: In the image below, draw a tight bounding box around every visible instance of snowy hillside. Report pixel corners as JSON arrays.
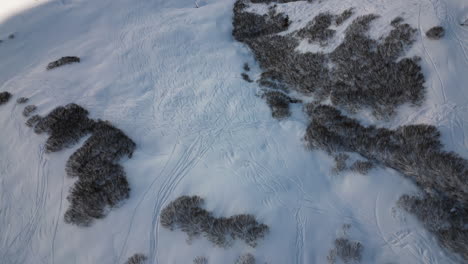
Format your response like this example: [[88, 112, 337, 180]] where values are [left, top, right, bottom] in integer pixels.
[[0, 0, 467, 263]]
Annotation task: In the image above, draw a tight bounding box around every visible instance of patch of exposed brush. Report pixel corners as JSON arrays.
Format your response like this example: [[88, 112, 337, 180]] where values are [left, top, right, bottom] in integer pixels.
[[235, 253, 256, 264], [398, 195, 468, 260], [335, 8, 354, 26], [194, 256, 208, 264], [16, 97, 29, 104], [125, 253, 147, 264], [27, 104, 136, 226], [426, 26, 445, 40], [22, 105, 37, 117], [262, 91, 300, 119], [327, 238, 363, 264], [305, 104, 468, 259], [0, 91, 12, 105], [160, 195, 269, 248], [233, 2, 424, 119], [47, 56, 80, 70]]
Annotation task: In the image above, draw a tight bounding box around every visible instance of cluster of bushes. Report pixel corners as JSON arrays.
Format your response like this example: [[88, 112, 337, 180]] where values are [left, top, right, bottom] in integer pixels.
[[261, 91, 300, 119], [426, 26, 445, 40], [160, 196, 269, 248], [0, 91, 12, 105], [327, 238, 363, 264], [16, 97, 28, 104], [235, 253, 256, 264], [27, 104, 136, 226], [233, 1, 424, 118], [332, 154, 375, 175], [22, 105, 37, 117], [125, 253, 147, 264], [304, 104, 468, 258], [46, 56, 81, 70]]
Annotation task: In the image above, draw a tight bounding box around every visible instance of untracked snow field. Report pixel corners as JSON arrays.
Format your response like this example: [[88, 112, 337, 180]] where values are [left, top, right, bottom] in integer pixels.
[[0, 0, 467, 263]]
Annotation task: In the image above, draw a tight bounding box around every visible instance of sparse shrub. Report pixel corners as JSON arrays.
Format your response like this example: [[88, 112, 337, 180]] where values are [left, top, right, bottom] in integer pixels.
[[426, 26, 445, 40], [8, 34, 14, 39], [29, 103, 94, 152], [333, 153, 349, 173], [244, 63, 250, 72], [297, 12, 336, 46], [242, 73, 254, 83], [23, 105, 37, 117], [194, 256, 208, 264], [335, 8, 354, 26], [0, 91, 12, 105], [16, 97, 28, 104], [398, 195, 468, 260], [26, 115, 41, 127], [262, 91, 300, 119], [327, 238, 363, 264], [235, 253, 255, 264], [349, 160, 374, 175], [46, 56, 80, 70], [390, 16, 404, 26], [160, 196, 269, 248], [125, 253, 147, 264]]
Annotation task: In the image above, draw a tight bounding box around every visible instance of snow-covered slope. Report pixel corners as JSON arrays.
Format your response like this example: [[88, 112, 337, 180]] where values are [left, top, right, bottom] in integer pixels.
[[0, 0, 467, 263]]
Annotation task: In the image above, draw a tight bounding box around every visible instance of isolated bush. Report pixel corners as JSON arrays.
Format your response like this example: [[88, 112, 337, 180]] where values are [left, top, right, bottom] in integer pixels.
[[193, 256, 208, 264], [262, 91, 300, 119], [327, 238, 363, 264], [16, 97, 29, 104], [0, 91, 12, 105], [30, 103, 94, 152], [398, 195, 468, 260], [333, 153, 349, 173], [125, 253, 147, 264], [297, 13, 336, 46], [23, 105, 37, 117], [241, 73, 254, 83], [426, 26, 445, 40], [46, 56, 80, 70], [243, 63, 250, 72], [335, 8, 354, 25], [160, 196, 269, 248], [235, 253, 255, 264], [349, 160, 374, 175], [26, 115, 41, 127]]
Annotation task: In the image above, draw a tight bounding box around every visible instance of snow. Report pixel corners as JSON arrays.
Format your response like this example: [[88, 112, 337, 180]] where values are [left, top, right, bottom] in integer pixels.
[[0, 0, 467, 263]]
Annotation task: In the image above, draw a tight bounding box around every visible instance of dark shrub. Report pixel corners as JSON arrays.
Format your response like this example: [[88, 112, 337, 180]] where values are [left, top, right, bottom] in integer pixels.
[[335, 8, 354, 25], [398, 195, 468, 260], [160, 196, 269, 248], [262, 91, 300, 119], [332, 153, 349, 173], [125, 253, 147, 264], [23, 105, 37, 117], [235, 253, 255, 264], [30, 103, 94, 153], [349, 160, 374, 174], [0, 91, 12, 105], [47, 56, 81, 70], [426, 26, 445, 40], [193, 256, 208, 264], [297, 13, 336, 46], [241, 73, 254, 83], [8, 34, 14, 39], [26, 115, 41, 127], [327, 238, 363, 264], [243, 63, 250, 72], [16, 97, 29, 104]]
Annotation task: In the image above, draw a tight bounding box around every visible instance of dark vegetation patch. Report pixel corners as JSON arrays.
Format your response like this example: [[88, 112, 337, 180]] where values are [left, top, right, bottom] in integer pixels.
[[244, 63, 251, 72], [46, 56, 81, 70], [426, 26, 445, 40], [30, 103, 94, 153], [16, 97, 29, 104], [349, 160, 374, 175], [0, 91, 12, 105], [22, 105, 37, 117], [160, 195, 269, 248], [261, 91, 300, 119], [332, 153, 349, 173], [398, 195, 468, 260], [125, 253, 147, 264], [297, 12, 336, 46], [194, 256, 208, 264], [241, 73, 254, 83], [235, 253, 255, 264], [27, 104, 135, 226], [250, 0, 306, 3], [8, 34, 14, 39], [327, 238, 363, 264], [335, 8, 354, 26], [233, 3, 424, 118]]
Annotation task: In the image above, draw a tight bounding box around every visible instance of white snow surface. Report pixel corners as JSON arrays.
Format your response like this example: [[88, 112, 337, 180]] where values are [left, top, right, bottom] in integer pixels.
[[0, 0, 467, 263]]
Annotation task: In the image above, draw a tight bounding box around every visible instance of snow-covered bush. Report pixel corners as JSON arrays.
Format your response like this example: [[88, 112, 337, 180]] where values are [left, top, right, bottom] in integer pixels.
[[327, 238, 363, 264], [16, 97, 29, 104], [235, 253, 255, 264], [160, 196, 269, 247], [26, 115, 41, 127], [426, 26, 445, 40], [332, 153, 349, 173], [0, 91, 12, 105], [193, 256, 208, 264], [125, 253, 147, 264], [241, 73, 253, 83], [261, 91, 300, 119], [22, 105, 37, 117], [349, 161, 374, 175], [46, 56, 80, 70], [297, 12, 336, 46], [335, 8, 354, 25]]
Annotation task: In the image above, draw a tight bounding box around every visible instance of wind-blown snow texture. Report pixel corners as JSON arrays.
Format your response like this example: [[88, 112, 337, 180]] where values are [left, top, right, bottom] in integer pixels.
[[0, 0, 467, 263]]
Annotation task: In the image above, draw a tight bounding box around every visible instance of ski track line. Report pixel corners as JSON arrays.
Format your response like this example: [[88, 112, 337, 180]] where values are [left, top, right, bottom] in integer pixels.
[[294, 208, 305, 264], [418, 3, 448, 105], [51, 172, 65, 264], [2, 145, 48, 264]]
